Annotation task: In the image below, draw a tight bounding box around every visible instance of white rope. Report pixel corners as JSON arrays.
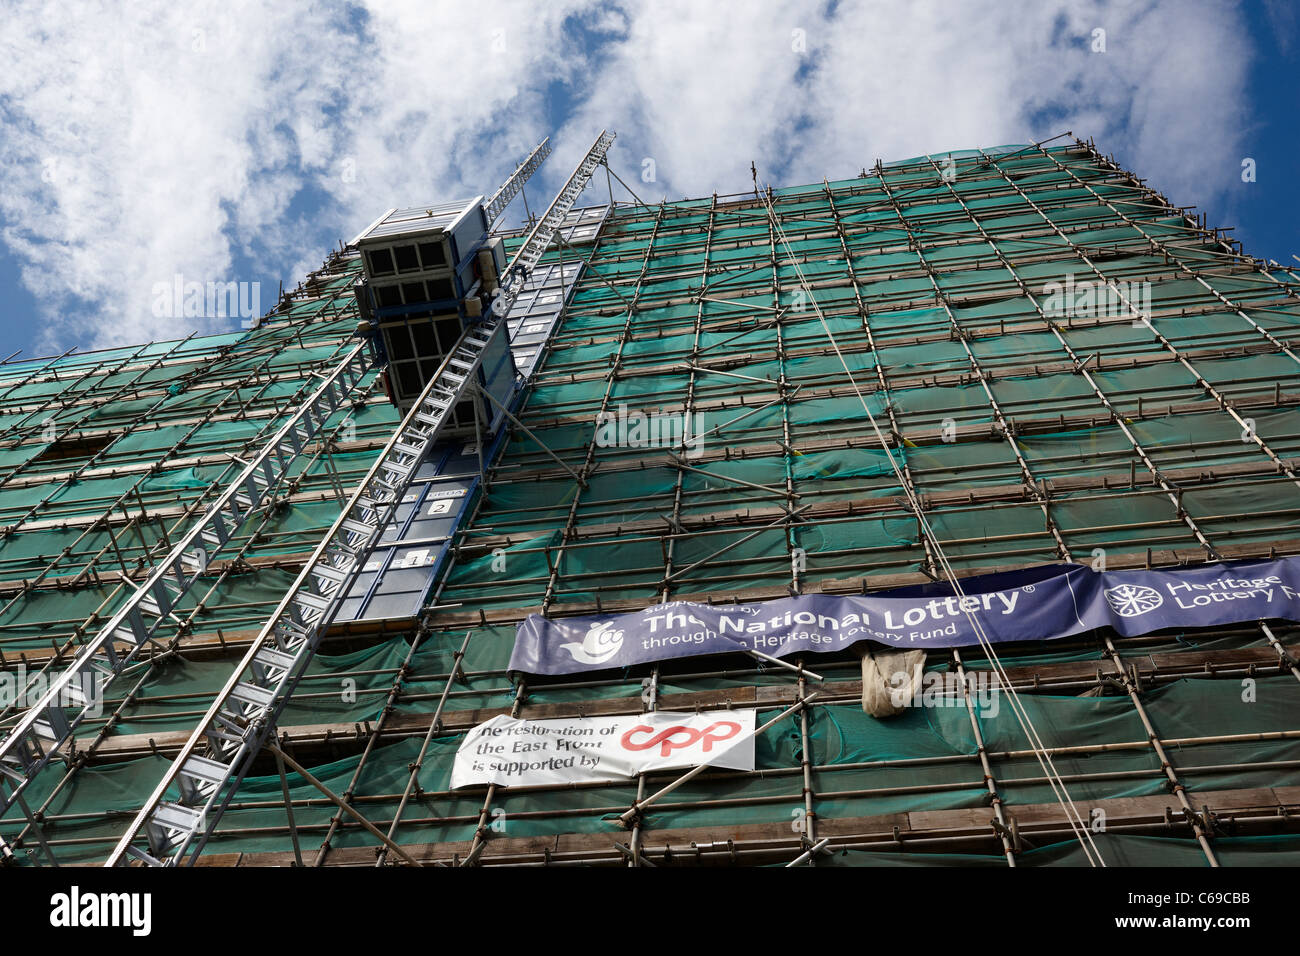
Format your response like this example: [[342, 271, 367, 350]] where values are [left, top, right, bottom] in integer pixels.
[[760, 185, 1106, 866]]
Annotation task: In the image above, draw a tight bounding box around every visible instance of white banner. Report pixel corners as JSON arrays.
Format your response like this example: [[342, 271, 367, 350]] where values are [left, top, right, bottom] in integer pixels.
[[450, 710, 757, 789]]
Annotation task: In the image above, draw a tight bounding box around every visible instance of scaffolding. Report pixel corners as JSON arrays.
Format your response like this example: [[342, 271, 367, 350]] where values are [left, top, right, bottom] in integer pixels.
[[2, 136, 1300, 867]]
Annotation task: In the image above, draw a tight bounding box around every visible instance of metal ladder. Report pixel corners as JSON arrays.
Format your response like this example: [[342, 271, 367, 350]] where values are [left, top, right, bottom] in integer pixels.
[[503, 131, 616, 288], [104, 129, 616, 866], [483, 137, 552, 225], [0, 340, 373, 864]]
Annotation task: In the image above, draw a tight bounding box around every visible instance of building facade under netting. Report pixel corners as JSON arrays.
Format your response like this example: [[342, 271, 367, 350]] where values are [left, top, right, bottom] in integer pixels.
[[3, 137, 1300, 867]]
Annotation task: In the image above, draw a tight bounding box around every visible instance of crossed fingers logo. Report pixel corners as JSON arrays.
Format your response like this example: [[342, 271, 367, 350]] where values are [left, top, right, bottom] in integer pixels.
[[620, 721, 742, 757]]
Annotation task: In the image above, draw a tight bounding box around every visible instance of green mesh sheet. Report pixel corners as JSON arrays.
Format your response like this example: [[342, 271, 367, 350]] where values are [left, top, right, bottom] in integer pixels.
[[816, 833, 1300, 867]]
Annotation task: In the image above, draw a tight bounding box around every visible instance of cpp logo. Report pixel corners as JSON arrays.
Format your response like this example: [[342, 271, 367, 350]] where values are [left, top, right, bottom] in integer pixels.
[[620, 721, 742, 757]]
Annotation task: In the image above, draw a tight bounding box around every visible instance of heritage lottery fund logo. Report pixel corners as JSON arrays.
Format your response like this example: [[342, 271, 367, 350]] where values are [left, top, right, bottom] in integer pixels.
[[1130, 573, 1292, 612], [1103, 583, 1164, 617]]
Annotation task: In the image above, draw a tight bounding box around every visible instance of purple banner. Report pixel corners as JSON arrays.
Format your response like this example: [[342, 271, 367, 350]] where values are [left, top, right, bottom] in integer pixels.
[[509, 557, 1300, 675]]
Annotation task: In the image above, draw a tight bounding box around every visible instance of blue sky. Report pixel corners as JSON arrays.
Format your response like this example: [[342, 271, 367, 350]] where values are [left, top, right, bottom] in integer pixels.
[[1220, 2, 1298, 268], [0, 0, 1296, 360]]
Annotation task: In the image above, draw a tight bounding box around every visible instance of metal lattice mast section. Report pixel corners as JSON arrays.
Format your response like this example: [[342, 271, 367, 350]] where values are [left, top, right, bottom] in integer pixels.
[[372, 191, 622, 867], [104, 129, 616, 867], [375, 209, 617, 866], [0, 342, 374, 863], [483, 137, 552, 225], [0, 386, 383, 859], [0, 334, 357, 724], [463, 171, 652, 870]]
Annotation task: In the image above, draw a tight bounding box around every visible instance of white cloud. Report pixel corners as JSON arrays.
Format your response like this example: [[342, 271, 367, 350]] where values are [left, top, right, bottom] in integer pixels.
[[0, 1, 599, 353], [566, 0, 1253, 206], [0, 0, 1256, 354]]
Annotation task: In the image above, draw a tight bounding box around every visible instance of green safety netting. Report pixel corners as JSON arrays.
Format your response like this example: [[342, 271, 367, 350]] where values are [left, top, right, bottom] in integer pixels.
[[8, 150, 1300, 867], [816, 833, 1300, 866], [18, 672, 1296, 862]]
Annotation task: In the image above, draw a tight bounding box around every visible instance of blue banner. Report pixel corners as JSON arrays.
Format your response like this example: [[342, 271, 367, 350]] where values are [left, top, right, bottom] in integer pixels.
[[508, 557, 1300, 676]]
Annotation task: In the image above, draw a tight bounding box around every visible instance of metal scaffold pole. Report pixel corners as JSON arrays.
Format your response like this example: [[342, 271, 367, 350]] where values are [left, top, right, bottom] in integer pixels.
[[4, 133, 1299, 872], [104, 130, 616, 867], [0, 342, 374, 863]]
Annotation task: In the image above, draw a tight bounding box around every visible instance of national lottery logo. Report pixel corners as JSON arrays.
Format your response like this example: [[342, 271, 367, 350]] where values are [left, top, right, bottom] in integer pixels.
[[1104, 583, 1164, 618], [559, 620, 624, 664]]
